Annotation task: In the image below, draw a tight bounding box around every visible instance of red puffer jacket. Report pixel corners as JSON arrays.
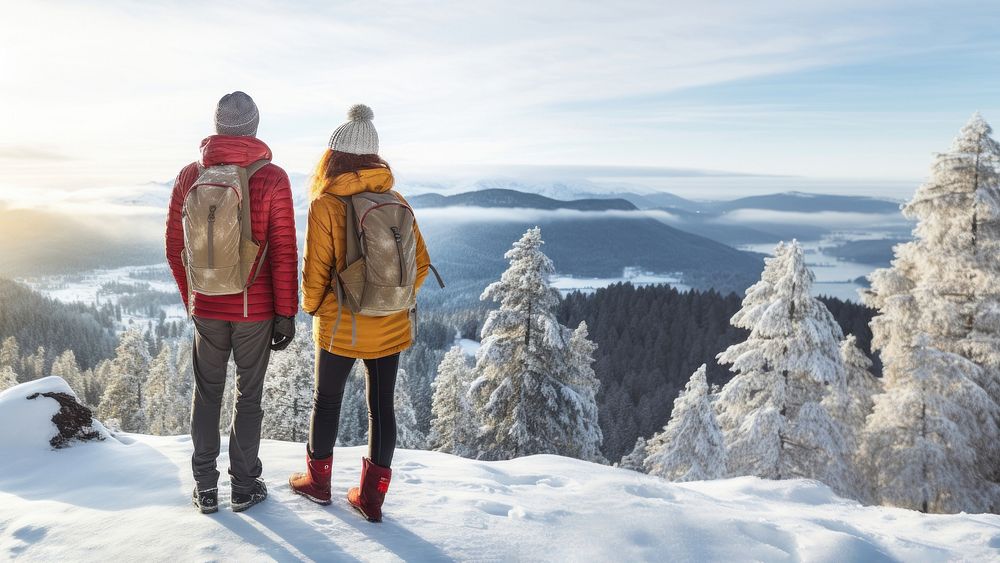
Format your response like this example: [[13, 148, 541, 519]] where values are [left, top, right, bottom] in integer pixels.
[[165, 135, 299, 322]]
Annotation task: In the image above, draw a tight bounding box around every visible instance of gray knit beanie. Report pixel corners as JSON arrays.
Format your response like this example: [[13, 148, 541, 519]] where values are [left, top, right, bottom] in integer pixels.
[[215, 91, 259, 137], [328, 104, 379, 155]]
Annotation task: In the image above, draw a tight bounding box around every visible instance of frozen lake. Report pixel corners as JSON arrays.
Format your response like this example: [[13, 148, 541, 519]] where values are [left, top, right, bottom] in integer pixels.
[[740, 238, 881, 302], [551, 267, 691, 295]]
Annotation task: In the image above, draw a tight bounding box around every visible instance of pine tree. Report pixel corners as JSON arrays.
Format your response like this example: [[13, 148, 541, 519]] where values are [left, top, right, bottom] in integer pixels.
[[429, 346, 478, 456], [97, 328, 152, 432], [146, 343, 189, 436], [336, 363, 368, 447], [715, 241, 853, 496], [864, 114, 1000, 511], [89, 359, 114, 408], [563, 321, 605, 463], [861, 335, 997, 512], [51, 350, 85, 401], [262, 331, 313, 442], [23, 345, 46, 382], [644, 365, 726, 481], [471, 227, 602, 460], [400, 341, 445, 435], [0, 336, 19, 373], [617, 436, 648, 472], [0, 365, 18, 392], [834, 335, 881, 445], [395, 368, 427, 450]]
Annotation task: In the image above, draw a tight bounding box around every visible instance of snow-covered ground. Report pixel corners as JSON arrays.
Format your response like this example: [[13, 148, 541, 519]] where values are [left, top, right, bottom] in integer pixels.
[[21, 264, 186, 332], [3, 379, 999, 562], [455, 338, 481, 358]]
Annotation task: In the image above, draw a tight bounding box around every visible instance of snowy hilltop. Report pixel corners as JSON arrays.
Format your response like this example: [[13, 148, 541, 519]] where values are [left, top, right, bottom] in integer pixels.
[[2, 377, 999, 562]]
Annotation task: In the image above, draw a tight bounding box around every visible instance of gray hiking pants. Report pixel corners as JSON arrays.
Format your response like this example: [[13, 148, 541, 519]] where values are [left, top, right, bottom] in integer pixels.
[[190, 316, 273, 493]]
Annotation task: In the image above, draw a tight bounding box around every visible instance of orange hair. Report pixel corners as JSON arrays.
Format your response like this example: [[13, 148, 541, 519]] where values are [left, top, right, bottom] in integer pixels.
[[308, 150, 390, 201]]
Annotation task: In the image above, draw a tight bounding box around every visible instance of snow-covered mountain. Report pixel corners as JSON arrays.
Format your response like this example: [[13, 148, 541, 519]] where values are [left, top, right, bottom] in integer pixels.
[[3, 377, 999, 561]]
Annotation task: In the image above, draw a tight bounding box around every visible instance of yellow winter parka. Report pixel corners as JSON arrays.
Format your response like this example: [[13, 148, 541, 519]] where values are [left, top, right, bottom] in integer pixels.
[[302, 168, 430, 359]]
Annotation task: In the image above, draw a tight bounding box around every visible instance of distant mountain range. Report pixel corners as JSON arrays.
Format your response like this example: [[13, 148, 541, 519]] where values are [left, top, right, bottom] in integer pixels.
[[3, 177, 910, 301], [405, 189, 765, 302], [408, 189, 635, 211], [405, 186, 911, 248]]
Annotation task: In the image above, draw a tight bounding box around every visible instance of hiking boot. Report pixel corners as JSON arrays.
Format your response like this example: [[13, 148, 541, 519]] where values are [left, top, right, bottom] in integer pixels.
[[231, 478, 268, 513], [347, 457, 391, 523], [192, 487, 219, 514], [289, 452, 333, 505]]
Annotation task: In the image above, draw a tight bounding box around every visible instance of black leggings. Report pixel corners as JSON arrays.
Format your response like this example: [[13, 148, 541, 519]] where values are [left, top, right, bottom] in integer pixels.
[[308, 349, 399, 467]]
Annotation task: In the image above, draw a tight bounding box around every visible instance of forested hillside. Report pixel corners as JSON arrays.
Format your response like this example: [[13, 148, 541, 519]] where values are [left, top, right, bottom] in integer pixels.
[[557, 283, 877, 460], [0, 278, 116, 370]]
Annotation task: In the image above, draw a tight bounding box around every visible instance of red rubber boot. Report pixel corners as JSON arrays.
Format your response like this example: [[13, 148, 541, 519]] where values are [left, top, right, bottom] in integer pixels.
[[289, 452, 333, 505], [347, 457, 391, 522]]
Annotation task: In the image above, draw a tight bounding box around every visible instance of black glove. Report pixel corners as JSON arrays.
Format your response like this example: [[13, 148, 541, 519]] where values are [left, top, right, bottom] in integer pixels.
[[270, 316, 295, 351]]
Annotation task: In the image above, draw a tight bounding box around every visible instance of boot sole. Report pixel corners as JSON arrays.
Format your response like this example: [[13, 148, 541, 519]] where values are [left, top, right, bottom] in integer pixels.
[[231, 496, 266, 513], [349, 502, 381, 523], [192, 499, 218, 514], [289, 481, 333, 506]]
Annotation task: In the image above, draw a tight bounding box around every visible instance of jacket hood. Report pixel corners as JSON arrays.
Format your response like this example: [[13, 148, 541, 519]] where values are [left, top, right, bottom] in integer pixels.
[[320, 168, 394, 198], [200, 135, 272, 167]]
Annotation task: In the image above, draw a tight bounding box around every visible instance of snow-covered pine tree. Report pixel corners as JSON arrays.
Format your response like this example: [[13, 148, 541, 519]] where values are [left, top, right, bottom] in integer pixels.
[[89, 359, 113, 409], [0, 365, 17, 392], [262, 331, 313, 442], [644, 365, 726, 481], [429, 346, 478, 457], [563, 321, 605, 463], [145, 343, 190, 436], [23, 345, 46, 382], [97, 328, 152, 432], [834, 335, 880, 444], [617, 436, 648, 472], [145, 344, 174, 435], [399, 341, 444, 435], [336, 364, 369, 447], [715, 241, 853, 496], [864, 113, 1000, 510], [395, 368, 427, 450], [0, 336, 19, 373], [861, 335, 997, 512], [470, 227, 604, 461], [51, 350, 85, 401]]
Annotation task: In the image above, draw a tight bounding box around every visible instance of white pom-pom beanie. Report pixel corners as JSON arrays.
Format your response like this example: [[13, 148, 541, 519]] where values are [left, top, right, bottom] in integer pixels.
[[328, 104, 379, 155]]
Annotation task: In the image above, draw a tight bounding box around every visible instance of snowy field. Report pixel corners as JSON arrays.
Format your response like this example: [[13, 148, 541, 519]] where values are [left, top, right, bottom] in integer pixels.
[[21, 263, 186, 331], [550, 268, 691, 295], [3, 379, 1000, 562]]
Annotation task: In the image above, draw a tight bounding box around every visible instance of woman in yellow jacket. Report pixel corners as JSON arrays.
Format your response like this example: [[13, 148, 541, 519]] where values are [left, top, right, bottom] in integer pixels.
[[290, 105, 431, 523]]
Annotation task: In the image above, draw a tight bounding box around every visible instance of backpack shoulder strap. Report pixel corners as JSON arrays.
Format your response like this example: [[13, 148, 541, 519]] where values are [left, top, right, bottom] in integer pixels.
[[332, 194, 362, 265], [244, 159, 270, 178], [237, 159, 270, 243]]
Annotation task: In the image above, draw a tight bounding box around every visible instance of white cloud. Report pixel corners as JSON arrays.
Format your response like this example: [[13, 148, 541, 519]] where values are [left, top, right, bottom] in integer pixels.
[[713, 209, 911, 227], [413, 206, 681, 224], [0, 0, 943, 197]]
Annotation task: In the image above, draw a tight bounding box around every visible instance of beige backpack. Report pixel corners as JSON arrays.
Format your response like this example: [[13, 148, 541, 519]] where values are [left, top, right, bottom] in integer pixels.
[[181, 160, 269, 316], [328, 191, 444, 344]]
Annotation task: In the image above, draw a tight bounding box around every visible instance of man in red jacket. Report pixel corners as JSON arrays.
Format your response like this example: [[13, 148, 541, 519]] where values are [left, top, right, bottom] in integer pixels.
[[166, 91, 299, 513]]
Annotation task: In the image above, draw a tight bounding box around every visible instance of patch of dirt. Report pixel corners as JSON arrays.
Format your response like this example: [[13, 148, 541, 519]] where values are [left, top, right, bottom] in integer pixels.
[[26, 392, 104, 448]]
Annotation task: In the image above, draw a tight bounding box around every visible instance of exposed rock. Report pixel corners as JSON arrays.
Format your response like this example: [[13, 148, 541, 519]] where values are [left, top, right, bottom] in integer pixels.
[[26, 392, 104, 449]]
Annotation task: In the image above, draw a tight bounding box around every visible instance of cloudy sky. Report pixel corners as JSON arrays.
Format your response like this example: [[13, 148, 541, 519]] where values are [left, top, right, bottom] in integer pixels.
[[1, 0, 999, 205]]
